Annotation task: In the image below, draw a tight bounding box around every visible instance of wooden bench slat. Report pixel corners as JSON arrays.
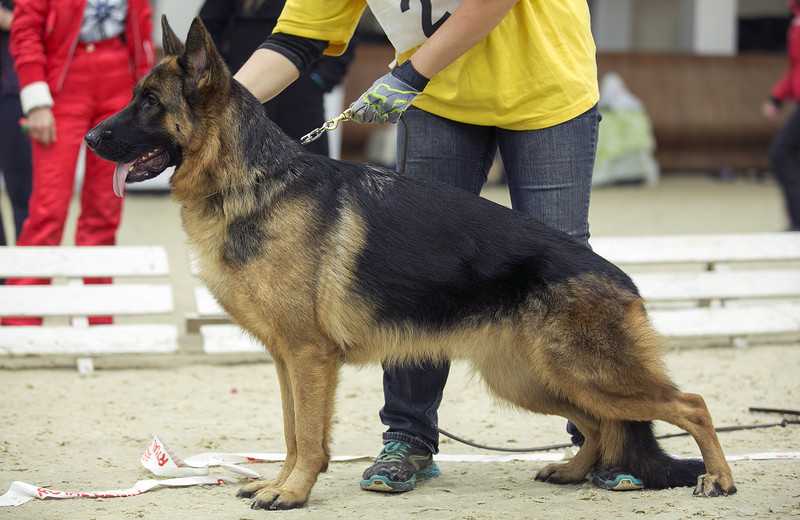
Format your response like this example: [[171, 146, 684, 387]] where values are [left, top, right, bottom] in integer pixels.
[[195, 286, 225, 317], [193, 270, 800, 318], [650, 304, 800, 338], [0, 285, 173, 316], [200, 325, 265, 354], [190, 254, 201, 277], [190, 235, 800, 349], [193, 278, 800, 341], [0, 325, 178, 355], [633, 270, 800, 302], [0, 246, 169, 277], [592, 232, 800, 266], [197, 306, 800, 347]]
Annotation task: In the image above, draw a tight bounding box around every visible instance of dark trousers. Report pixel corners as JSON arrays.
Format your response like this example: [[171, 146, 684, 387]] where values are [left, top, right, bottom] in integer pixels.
[[769, 106, 800, 230], [0, 94, 32, 246], [381, 106, 600, 453]]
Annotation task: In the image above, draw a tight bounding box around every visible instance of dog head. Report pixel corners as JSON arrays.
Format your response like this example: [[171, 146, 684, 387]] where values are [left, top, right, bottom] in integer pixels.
[[85, 16, 230, 197]]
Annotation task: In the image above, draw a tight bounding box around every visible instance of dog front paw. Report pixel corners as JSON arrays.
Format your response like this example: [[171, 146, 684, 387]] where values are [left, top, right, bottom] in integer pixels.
[[237, 479, 278, 499], [250, 486, 308, 510]]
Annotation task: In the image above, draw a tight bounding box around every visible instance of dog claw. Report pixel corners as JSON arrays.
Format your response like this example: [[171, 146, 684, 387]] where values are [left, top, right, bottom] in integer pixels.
[[269, 499, 305, 510], [250, 497, 276, 510], [249, 487, 307, 510], [250, 497, 305, 510], [693, 474, 737, 497]]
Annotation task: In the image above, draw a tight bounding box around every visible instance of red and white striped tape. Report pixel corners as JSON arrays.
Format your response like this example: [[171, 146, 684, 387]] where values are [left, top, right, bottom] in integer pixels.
[[1, 435, 799, 507]]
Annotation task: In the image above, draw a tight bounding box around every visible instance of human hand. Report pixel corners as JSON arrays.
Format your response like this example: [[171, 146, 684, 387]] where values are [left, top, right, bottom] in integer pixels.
[[762, 100, 780, 120], [349, 71, 421, 124], [27, 106, 57, 145]]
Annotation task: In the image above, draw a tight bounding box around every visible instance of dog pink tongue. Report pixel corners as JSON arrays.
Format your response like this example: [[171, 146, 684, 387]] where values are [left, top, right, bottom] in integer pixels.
[[113, 162, 131, 198]]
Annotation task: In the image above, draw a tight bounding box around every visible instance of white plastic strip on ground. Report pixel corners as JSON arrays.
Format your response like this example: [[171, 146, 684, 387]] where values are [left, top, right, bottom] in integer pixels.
[[2, 435, 799, 507]]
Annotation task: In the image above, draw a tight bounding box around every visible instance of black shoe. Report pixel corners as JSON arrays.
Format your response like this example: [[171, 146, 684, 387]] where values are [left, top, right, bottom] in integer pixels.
[[360, 441, 440, 493]]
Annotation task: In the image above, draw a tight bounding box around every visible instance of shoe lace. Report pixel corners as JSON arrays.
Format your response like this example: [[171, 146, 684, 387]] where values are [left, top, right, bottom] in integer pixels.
[[376, 441, 411, 463]]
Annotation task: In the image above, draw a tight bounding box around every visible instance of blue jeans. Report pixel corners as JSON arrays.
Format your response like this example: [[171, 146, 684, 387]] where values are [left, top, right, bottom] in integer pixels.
[[381, 105, 600, 453]]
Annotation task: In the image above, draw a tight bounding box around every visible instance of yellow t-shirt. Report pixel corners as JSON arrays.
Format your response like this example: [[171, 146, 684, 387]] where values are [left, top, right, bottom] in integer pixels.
[[274, 0, 598, 131]]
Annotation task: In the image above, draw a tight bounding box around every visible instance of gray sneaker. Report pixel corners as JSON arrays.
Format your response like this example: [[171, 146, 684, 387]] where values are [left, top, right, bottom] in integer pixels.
[[360, 441, 440, 492]]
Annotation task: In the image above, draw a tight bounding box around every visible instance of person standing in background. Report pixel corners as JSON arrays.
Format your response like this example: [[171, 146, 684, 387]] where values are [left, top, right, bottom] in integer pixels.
[[765, 0, 800, 231], [2, 0, 154, 325], [0, 0, 31, 249], [199, 0, 355, 157]]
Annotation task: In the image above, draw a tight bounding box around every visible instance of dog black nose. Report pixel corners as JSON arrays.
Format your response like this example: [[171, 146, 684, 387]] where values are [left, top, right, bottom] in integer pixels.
[[85, 128, 109, 150]]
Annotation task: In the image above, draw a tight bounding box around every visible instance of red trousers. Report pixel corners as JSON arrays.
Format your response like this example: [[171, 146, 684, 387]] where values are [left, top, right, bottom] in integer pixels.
[[3, 39, 135, 326]]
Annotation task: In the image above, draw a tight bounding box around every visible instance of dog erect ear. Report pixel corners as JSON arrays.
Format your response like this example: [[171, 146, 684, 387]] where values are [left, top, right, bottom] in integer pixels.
[[180, 17, 227, 93], [161, 15, 184, 56]]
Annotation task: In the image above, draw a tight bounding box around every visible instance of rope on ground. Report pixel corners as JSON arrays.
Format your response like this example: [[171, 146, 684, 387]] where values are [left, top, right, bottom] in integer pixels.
[[438, 407, 800, 453]]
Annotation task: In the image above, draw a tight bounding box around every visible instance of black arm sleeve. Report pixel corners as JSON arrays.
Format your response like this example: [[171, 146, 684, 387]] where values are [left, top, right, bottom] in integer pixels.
[[258, 32, 328, 74], [198, 0, 235, 52], [308, 40, 356, 93]]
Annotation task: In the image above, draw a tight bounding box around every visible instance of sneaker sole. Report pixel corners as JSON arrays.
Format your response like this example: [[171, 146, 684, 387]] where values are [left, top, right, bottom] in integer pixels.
[[591, 472, 644, 491], [360, 463, 441, 493]]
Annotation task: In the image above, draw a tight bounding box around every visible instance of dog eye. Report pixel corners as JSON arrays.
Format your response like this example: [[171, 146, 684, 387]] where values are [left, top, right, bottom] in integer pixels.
[[142, 92, 160, 107]]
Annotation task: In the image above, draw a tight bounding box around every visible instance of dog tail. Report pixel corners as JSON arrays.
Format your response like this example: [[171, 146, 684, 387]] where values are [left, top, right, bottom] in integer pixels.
[[602, 420, 705, 489]]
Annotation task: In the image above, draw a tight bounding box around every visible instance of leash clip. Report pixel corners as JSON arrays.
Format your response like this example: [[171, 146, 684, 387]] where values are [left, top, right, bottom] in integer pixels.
[[301, 109, 352, 145]]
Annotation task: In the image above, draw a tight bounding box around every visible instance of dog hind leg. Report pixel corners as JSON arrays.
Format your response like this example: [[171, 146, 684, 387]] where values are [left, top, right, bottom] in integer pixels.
[[553, 366, 734, 495], [542, 299, 734, 495], [476, 356, 600, 485]]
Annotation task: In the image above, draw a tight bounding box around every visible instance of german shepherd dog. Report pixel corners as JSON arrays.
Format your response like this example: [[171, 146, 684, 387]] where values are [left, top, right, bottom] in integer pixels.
[[86, 17, 736, 510]]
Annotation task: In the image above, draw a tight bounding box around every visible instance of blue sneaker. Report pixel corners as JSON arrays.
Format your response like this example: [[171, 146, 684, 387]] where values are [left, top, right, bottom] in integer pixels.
[[591, 467, 644, 491], [360, 441, 440, 493]]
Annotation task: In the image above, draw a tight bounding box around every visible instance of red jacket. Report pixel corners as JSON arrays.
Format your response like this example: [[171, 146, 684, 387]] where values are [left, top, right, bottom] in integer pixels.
[[10, 0, 153, 112], [773, 5, 800, 102]]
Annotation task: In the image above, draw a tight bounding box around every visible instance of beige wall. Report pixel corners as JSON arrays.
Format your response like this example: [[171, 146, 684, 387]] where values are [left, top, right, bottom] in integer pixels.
[[152, 0, 206, 45], [630, 1, 688, 52], [596, 0, 789, 53], [739, 0, 790, 17]]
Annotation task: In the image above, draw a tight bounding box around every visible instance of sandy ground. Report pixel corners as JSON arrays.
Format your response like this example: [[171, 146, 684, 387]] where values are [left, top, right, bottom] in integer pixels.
[[2, 346, 800, 519], [1, 174, 799, 518]]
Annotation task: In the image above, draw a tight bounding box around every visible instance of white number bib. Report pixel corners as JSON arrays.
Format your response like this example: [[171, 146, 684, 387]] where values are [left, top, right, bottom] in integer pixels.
[[367, 0, 462, 54]]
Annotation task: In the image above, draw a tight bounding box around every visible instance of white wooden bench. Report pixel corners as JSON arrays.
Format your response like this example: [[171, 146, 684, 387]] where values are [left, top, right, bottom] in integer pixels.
[[186, 233, 800, 349], [0, 246, 177, 355], [592, 232, 800, 269], [594, 232, 800, 345]]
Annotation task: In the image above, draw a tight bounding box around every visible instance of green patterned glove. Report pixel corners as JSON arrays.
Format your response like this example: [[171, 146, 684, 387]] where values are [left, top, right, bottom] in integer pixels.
[[349, 61, 430, 124]]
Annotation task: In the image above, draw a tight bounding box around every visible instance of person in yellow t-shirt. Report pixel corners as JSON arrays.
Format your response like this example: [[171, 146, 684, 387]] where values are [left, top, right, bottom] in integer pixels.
[[234, 0, 635, 494]]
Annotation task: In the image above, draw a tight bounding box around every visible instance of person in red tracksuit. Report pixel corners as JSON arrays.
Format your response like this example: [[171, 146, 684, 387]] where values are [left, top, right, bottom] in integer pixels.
[[4, 0, 153, 325], [764, 0, 800, 232]]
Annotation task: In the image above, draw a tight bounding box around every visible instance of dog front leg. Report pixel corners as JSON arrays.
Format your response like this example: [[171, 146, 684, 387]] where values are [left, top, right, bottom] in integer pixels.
[[238, 355, 297, 499], [250, 346, 339, 510]]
